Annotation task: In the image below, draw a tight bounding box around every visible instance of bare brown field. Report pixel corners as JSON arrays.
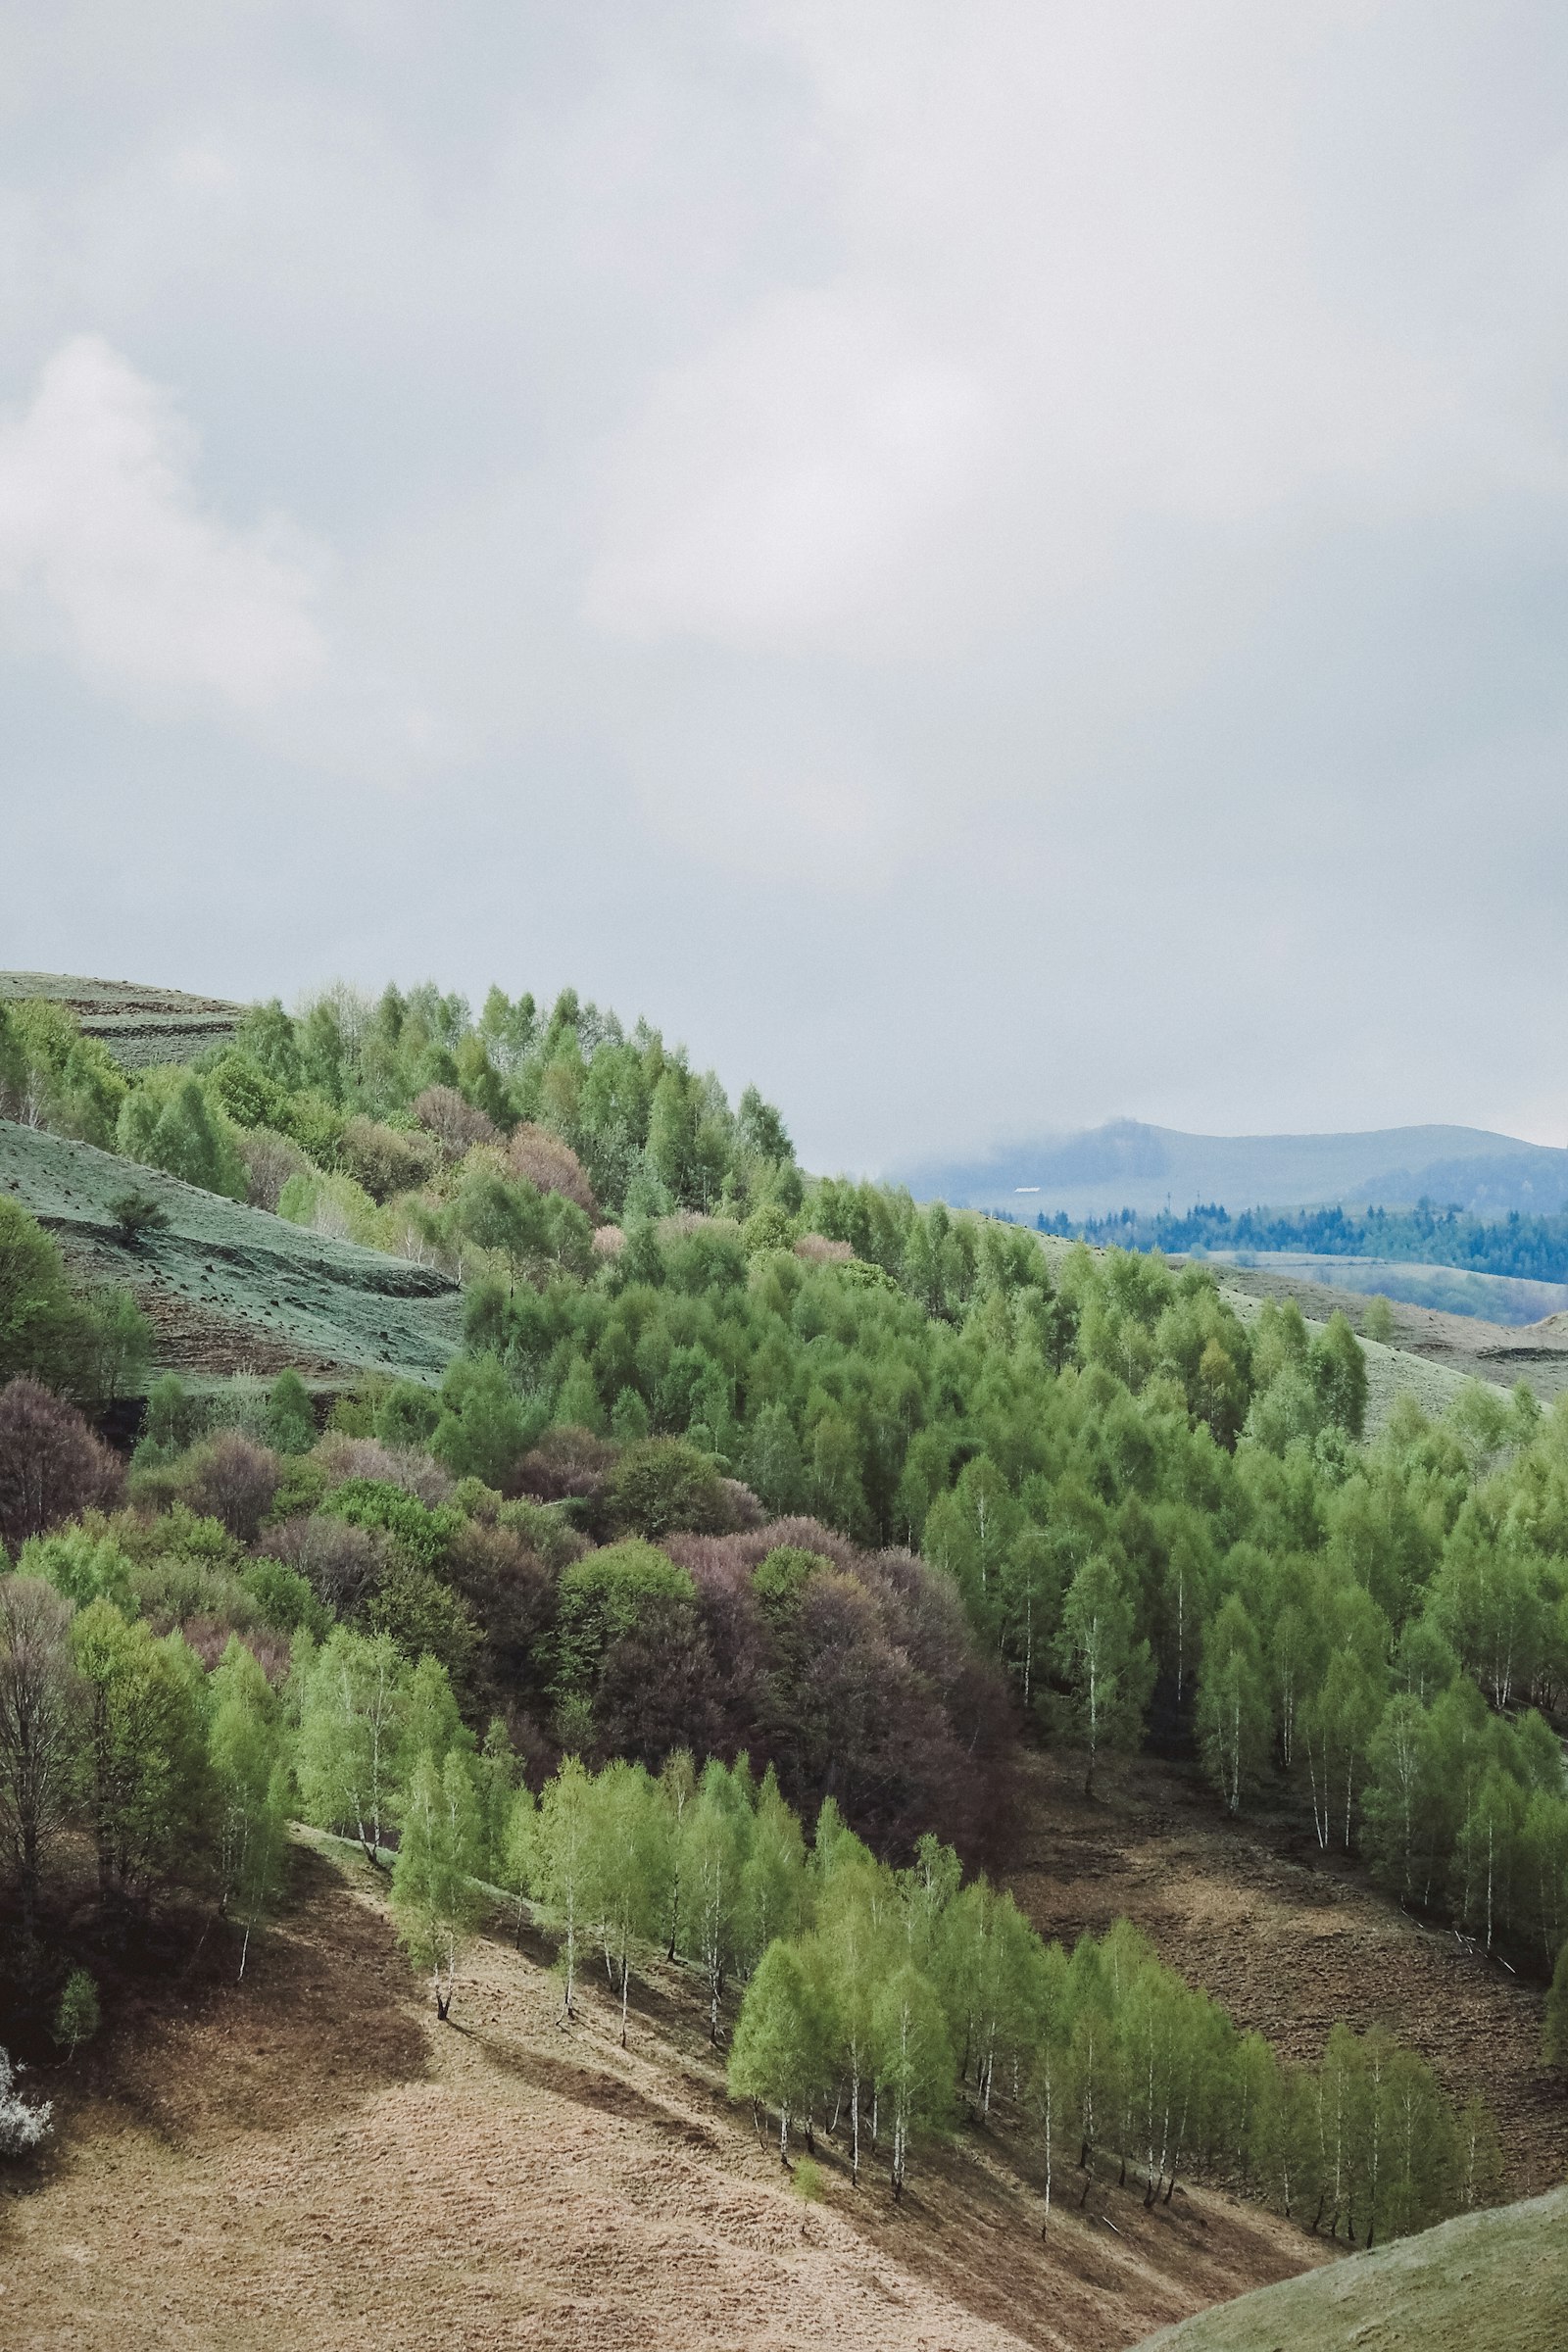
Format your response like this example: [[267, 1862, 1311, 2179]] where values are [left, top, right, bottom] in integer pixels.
[[1004, 1747, 1568, 2200], [3, 1838, 1327, 2352]]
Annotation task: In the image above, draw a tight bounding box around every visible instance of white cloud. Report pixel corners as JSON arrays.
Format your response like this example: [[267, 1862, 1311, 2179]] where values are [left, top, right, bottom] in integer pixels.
[[0, 335, 323, 710], [584, 290, 992, 653]]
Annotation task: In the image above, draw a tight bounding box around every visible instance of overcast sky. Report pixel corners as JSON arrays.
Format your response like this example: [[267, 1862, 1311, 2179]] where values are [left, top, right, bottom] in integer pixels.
[[2, 3, 1565, 1171]]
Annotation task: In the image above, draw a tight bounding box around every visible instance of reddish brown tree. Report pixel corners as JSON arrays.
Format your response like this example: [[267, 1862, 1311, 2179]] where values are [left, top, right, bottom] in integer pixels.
[[0, 1576, 79, 1933], [177, 1431, 281, 1543], [506, 1124, 599, 1219], [412, 1086, 499, 1159], [0, 1379, 123, 1550]]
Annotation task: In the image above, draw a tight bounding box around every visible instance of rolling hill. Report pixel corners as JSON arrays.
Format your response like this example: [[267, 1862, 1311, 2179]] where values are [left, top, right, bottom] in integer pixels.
[[905, 1119, 1568, 1220], [0, 971, 245, 1070], [1134, 2182, 1568, 2352], [0, 1116, 462, 1386]]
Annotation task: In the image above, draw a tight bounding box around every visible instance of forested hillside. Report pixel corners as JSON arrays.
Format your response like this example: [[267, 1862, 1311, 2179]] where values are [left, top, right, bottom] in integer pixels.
[[1042, 1199, 1568, 1289], [3, 975, 1566, 2324]]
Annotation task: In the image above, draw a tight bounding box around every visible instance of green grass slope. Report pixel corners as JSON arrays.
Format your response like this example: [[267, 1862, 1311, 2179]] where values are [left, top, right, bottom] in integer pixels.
[[0, 1117, 462, 1386], [0, 971, 244, 1069], [1136, 2187, 1568, 2352]]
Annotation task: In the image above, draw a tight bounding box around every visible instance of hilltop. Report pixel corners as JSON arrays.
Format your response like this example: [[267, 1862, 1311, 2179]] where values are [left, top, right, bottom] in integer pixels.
[[0, 972, 244, 1071]]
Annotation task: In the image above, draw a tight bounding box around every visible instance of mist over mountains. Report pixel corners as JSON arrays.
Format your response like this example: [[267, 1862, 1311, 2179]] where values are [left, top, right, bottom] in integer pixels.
[[902, 1120, 1568, 1221]]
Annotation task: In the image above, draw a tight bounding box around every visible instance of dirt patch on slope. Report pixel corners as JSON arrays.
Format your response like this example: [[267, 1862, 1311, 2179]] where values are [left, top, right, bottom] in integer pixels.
[[1004, 1748, 1568, 2200], [3, 1838, 1325, 2352]]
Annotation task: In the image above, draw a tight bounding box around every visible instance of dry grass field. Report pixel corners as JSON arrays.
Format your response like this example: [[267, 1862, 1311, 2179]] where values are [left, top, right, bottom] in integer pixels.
[[1005, 1747, 1568, 2202], [2, 1836, 1328, 2352]]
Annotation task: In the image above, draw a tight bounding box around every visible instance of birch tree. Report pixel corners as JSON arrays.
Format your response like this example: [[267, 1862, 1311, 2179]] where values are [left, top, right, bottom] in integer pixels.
[[392, 1747, 484, 2020], [727, 1938, 833, 2164], [585, 1759, 670, 2044], [295, 1627, 408, 1865], [871, 1964, 952, 2200], [534, 1754, 594, 2017], [209, 1637, 291, 1977], [1054, 1554, 1152, 1797]]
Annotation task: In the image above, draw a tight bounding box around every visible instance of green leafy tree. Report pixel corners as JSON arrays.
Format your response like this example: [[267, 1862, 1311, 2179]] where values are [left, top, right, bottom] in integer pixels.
[[1544, 1939, 1568, 2076], [1453, 1768, 1525, 1955], [1025, 1936, 1072, 2227], [264, 1369, 316, 1455], [727, 1938, 835, 2163], [680, 1761, 752, 2042], [743, 1403, 808, 1516], [109, 1189, 169, 1248], [1311, 1312, 1368, 1439], [0, 1200, 98, 1395], [1197, 1596, 1273, 1815], [1054, 1553, 1154, 1796], [430, 1355, 542, 1488], [71, 1601, 212, 1895], [605, 1439, 727, 1540], [118, 1072, 246, 1199], [294, 1627, 408, 1865], [534, 1754, 594, 2016], [52, 1969, 101, 2060], [0, 1576, 78, 1935], [585, 1759, 672, 2042], [816, 1855, 887, 2183], [872, 1963, 954, 2199], [391, 1748, 484, 2019], [209, 1637, 291, 1976], [1300, 1647, 1386, 1851], [739, 1765, 808, 1968], [553, 1542, 697, 1727], [501, 1780, 537, 1943]]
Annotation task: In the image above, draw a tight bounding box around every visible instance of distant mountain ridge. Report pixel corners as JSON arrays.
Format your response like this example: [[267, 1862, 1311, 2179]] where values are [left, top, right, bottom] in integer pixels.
[[902, 1119, 1568, 1220]]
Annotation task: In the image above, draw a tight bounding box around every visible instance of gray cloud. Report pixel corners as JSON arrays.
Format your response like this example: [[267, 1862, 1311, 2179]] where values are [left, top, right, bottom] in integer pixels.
[[1, 2, 1565, 1169]]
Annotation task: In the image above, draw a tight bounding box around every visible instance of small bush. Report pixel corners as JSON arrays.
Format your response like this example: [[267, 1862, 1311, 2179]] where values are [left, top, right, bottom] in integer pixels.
[[53, 1971, 101, 2059], [790, 2158, 824, 2203], [109, 1189, 168, 1247], [264, 1368, 317, 1455]]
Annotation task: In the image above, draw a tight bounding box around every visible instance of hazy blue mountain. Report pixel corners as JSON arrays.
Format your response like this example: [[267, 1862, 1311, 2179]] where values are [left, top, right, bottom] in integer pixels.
[[901, 1120, 1568, 1220]]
